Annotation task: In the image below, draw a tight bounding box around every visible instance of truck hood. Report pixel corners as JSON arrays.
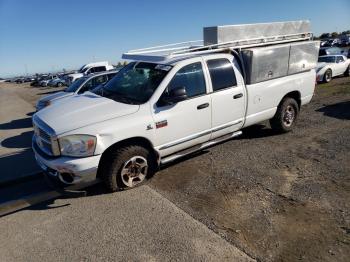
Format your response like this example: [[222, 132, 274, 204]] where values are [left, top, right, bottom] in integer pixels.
[[39, 91, 73, 103], [69, 73, 84, 78], [35, 92, 140, 135]]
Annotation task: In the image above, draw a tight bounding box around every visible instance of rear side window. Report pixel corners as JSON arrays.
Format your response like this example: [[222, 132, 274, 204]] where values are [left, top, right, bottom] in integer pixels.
[[167, 62, 206, 98], [207, 59, 237, 91], [94, 66, 106, 72]]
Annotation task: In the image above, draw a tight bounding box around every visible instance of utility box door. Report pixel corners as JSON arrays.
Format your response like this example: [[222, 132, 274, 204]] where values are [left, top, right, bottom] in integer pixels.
[[288, 41, 320, 75], [241, 44, 290, 84]]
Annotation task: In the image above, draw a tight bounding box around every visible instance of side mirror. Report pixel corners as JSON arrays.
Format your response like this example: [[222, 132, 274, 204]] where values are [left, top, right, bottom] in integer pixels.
[[159, 86, 187, 106]]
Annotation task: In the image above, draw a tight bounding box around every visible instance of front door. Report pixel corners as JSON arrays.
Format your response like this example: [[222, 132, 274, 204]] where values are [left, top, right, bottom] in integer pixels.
[[153, 60, 211, 157]]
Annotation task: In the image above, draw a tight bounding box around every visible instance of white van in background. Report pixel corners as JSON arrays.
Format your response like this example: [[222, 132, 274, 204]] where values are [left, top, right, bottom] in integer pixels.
[[66, 61, 114, 84]]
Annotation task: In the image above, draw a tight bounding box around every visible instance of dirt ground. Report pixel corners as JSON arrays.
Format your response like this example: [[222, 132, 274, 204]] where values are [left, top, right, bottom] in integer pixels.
[[0, 82, 65, 107], [149, 77, 350, 261], [1, 78, 349, 261]]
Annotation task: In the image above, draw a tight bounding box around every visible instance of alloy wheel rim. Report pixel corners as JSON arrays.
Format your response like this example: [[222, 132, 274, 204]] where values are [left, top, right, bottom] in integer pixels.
[[283, 105, 295, 127], [120, 156, 148, 187]]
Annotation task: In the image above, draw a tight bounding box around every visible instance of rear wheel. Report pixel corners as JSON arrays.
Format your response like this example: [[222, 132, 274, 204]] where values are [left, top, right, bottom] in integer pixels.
[[270, 97, 299, 133], [323, 69, 332, 83], [57, 82, 63, 87], [102, 145, 155, 192]]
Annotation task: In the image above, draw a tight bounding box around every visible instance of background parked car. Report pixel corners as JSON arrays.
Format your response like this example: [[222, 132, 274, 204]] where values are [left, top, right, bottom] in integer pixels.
[[31, 75, 48, 86], [15, 77, 26, 83], [24, 76, 35, 82], [36, 70, 118, 110], [48, 77, 67, 87], [316, 55, 350, 83], [39, 75, 58, 87]]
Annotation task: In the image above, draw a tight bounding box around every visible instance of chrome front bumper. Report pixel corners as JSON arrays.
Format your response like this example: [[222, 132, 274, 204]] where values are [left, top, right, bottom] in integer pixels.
[[32, 138, 101, 185]]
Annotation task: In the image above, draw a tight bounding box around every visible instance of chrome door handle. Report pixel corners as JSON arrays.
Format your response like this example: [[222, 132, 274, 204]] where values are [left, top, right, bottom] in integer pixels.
[[197, 103, 209, 110], [233, 93, 243, 99]]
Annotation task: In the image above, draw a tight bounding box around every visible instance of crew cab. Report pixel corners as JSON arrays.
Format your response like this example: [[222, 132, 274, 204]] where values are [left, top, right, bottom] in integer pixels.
[[36, 70, 118, 111], [31, 21, 318, 191], [316, 55, 350, 83]]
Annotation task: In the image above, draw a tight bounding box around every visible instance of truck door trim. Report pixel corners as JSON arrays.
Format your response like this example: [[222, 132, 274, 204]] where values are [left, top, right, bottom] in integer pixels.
[[158, 119, 242, 150]]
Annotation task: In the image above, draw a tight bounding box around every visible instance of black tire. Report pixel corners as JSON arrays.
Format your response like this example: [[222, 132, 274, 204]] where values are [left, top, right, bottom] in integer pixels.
[[57, 82, 63, 87], [323, 69, 332, 83], [102, 145, 155, 192], [270, 97, 299, 133], [344, 66, 350, 77]]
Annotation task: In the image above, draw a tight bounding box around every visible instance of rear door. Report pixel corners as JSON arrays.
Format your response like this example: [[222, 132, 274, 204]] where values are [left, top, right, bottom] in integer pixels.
[[204, 55, 246, 139]]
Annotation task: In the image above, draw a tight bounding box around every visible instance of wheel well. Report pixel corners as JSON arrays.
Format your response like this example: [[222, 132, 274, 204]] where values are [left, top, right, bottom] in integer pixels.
[[96, 137, 159, 178], [282, 91, 301, 109]]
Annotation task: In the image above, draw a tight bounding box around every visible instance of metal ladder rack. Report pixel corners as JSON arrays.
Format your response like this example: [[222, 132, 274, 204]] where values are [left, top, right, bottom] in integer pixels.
[[122, 32, 313, 62]]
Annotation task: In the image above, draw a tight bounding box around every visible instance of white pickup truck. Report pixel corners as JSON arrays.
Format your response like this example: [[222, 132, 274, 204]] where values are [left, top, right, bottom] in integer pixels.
[[66, 61, 115, 84], [32, 21, 318, 191]]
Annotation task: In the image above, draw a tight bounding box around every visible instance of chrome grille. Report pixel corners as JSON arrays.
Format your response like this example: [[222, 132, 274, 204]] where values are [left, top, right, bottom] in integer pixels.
[[38, 126, 51, 142], [33, 117, 59, 156]]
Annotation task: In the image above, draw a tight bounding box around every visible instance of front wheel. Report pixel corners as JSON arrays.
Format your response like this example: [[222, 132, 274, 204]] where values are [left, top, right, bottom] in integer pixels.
[[344, 66, 350, 77], [102, 145, 155, 192], [270, 98, 299, 133], [57, 82, 63, 87]]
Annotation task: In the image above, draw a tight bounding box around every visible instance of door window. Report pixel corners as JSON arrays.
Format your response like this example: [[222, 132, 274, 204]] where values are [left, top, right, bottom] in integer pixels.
[[93, 75, 107, 87], [78, 79, 93, 93], [107, 73, 117, 80], [336, 56, 344, 63], [206, 59, 237, 91], [167, 62, 206, 98]]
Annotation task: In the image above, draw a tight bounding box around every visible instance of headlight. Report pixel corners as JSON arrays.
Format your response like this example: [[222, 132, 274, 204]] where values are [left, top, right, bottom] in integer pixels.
[[59, 135, 96, 157]]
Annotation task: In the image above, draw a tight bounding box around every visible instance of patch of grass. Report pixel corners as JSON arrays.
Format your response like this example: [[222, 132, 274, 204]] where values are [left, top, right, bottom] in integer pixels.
[[315, 77, 350, 97]]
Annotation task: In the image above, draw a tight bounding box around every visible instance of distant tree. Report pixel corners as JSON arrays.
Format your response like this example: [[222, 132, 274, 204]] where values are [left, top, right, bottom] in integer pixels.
[[123, 61, 128, 66], [117, 62, 122, 67], [331, 32, 339, 38], [319, 33, 330, 39]]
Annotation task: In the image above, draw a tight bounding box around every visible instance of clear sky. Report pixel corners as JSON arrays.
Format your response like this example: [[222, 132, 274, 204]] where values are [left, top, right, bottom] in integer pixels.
[[0, 0, 349, 77]]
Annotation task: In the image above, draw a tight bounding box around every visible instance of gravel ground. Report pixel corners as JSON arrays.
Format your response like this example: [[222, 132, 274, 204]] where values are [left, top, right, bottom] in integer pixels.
[[149, 77, 350, 262]]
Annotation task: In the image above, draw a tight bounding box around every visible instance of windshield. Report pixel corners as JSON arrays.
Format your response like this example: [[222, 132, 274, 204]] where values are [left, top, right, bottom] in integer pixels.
[[101, 62, 171, 104], [65, 77, 87, 92], [80, 67, 89, 73], [78, 64, 88, 73], [318, 56, 336, 63]]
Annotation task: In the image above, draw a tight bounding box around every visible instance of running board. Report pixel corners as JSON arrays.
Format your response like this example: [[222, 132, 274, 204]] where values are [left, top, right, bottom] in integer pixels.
[[160, 131, 242, 165]]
